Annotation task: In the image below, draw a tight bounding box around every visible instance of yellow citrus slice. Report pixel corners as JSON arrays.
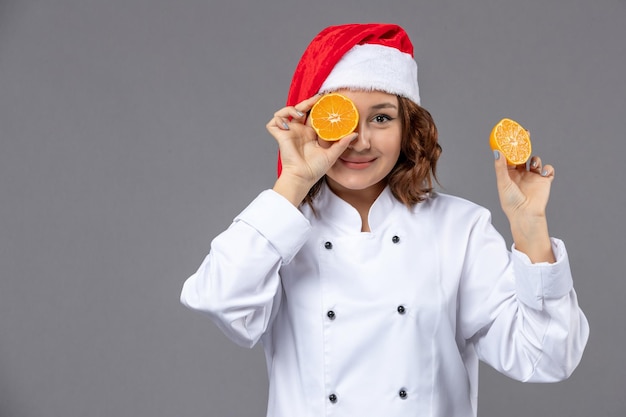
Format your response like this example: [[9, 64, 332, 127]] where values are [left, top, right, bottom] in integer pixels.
[[490, 118, 532, 165], [309, 93, 359, 141]]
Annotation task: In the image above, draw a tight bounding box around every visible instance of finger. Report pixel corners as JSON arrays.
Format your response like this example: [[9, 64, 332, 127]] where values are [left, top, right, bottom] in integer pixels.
[[529, 155, 542, 173], [324, 132, 359, 160], [294, 94, 322, 114], [266, 116, 291, 132], [317, 129, 358, 149], [267, 94, 324, 138], [317, 137, 332, 149], [276, 107, 307, 122], [272, 95, 321, 125], [528, 155, 555, 178], [493, 149, 513, 192], [275, 116, 290, 130], [540, 163, 555, 178], [272, 106, 299, 123], [291, 108, 306, 121]]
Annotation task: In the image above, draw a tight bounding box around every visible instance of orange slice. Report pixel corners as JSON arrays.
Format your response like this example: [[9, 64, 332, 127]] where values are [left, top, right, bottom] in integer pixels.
[[309, 93, 359, 141], [490, 118, 532, 165]]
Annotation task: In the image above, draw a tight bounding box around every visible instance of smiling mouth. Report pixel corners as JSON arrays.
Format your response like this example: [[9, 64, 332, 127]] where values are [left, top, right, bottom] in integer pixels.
[[339, 157, 376, 169], [340, 157, 376, 164]]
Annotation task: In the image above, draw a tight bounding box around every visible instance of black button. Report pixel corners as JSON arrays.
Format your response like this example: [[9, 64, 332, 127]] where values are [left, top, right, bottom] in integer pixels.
[[327, 310, 336, 320], [329, 393, 337, 403], [397, 305, 406, 315], [324, 241, 333, 249], [399, 389, 408, 399], [392, 235, 400, 244]]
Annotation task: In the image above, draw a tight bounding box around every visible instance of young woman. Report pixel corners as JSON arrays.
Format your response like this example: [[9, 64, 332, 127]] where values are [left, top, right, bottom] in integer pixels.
[[181, 23, 588, 417]]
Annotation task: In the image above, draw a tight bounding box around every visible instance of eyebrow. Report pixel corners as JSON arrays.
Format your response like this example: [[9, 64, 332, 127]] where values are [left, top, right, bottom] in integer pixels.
[[370, 102, 398, 110]]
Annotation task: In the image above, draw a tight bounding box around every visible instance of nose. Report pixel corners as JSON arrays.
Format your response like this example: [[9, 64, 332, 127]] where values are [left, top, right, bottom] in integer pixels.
[[349, 121, 370, 152]]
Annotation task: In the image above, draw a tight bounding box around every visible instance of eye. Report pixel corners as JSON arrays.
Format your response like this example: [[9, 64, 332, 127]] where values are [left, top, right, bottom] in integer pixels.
[[371, 114, 393, 124]]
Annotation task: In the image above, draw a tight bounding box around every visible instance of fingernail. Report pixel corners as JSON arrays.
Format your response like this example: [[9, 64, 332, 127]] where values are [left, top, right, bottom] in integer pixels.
[[493, 150, 500, 160], [531, 159, 538, 168], [295, 110, 304, 117], [282, 121, 289, 130], [541, 169, 548, 176]]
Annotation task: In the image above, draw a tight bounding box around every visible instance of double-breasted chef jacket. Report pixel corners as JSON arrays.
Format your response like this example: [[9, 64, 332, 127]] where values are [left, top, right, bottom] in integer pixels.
[[181, 181, 589, 417]]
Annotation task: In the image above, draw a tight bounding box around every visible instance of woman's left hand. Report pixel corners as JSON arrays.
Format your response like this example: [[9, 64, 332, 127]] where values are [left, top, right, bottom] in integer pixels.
[[493, 153, 554, 219], [493, 151, 556, 263]]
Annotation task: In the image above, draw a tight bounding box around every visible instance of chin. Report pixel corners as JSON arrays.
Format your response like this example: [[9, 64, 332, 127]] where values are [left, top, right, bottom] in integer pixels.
[[326, 174, 387, 193]]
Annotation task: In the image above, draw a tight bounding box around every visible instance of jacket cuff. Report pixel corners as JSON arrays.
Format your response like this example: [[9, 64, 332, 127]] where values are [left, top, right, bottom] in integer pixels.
[[511, 238, 574, 310], [235, 190, 311, 264]]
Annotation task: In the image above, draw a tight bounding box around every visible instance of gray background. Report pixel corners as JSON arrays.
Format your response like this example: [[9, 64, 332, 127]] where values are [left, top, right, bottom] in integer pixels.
[[1, 0, 624, 416]]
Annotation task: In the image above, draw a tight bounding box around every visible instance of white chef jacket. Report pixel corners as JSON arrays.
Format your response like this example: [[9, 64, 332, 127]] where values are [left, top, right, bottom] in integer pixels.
[[181, 182, 589, 417]]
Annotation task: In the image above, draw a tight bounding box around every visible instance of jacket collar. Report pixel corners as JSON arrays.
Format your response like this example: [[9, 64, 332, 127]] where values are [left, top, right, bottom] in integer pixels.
[[314, 180, 399, 233]]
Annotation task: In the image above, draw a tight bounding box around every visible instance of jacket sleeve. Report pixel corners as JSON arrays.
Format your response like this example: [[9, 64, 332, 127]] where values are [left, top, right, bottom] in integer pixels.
[[180, 190, 312, 348], [459, 209, 589, 382]]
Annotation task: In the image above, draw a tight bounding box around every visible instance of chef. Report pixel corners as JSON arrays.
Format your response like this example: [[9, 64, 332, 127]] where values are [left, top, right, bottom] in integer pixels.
[[180, 23, 589, 417]]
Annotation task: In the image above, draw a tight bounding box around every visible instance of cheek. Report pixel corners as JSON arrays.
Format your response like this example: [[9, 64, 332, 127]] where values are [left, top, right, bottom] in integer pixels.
[[381, 131, 403, 160], [382, 138, 403, 174]]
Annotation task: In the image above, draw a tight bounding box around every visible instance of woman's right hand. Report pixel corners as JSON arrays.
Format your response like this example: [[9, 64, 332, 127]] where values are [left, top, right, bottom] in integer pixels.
[[267, 95, 357, 206]]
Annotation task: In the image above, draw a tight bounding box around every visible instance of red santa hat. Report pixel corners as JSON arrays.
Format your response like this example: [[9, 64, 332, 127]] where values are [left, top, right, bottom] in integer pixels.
[[278, 23, 420, 176]]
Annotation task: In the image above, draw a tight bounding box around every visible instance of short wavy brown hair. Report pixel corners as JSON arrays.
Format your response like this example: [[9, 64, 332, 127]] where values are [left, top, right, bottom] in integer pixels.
[[303, 96, 441, 208]]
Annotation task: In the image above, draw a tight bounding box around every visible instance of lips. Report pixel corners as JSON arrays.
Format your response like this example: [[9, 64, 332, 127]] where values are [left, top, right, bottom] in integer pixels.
[[339, 157, 376, 169]]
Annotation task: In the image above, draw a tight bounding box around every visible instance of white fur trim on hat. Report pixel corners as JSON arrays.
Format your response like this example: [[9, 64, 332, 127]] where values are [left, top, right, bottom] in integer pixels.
[[319, 43, 420, 105]]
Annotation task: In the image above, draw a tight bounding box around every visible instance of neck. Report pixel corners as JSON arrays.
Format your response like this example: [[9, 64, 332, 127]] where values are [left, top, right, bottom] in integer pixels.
[[325, 178, 386, 232]]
